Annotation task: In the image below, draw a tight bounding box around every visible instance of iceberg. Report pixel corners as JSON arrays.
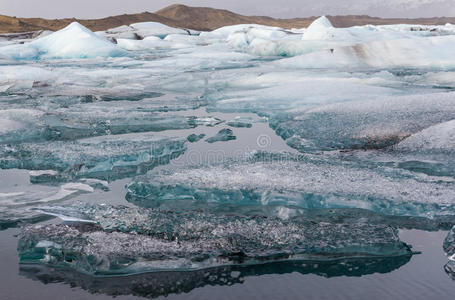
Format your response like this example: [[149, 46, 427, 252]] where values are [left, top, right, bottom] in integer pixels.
[[301, 16, 346, 41], [18, 204, 412, 275], [0, 22, 126, 60]]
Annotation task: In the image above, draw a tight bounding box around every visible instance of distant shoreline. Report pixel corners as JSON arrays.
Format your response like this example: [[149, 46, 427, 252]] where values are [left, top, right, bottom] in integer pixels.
[[1, 3, 455, 34]]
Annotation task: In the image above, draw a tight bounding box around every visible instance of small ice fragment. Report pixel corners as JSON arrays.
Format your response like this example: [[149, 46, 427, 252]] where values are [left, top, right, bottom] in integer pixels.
[[187, 134, 206, 143], [206, 129, 236, 143]]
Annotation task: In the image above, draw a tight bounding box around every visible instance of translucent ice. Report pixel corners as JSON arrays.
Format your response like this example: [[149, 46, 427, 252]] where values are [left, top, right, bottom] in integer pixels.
[[206, 128, 236, 143], [0, 133, 186, 181], [18, 204, 412, 275], [187, 134, 206, 143], [0, 109, 198, 143], [126, 152, 455, 217], [0, 182, 99, 230]]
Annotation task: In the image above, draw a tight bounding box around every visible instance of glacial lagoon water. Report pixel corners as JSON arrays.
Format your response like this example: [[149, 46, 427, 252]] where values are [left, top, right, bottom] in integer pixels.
[[1, 18, 455, 299]]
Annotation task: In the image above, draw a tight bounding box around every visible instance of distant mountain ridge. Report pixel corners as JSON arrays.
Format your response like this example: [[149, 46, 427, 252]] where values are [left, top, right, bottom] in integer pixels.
[[1, 4, 455, 34]]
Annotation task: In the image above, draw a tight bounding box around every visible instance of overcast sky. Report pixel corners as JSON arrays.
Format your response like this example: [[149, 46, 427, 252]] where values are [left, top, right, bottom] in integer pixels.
[[1, 0, 455, 19]]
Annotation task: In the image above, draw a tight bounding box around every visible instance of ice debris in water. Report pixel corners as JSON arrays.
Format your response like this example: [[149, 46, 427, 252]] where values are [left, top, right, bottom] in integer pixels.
[[1, 22, 126, 60], [206, 128, 236, 143], [187, 134, 206, 143], [0, 133, 186, 181], [126, 152, 455, 217], [18, 204, 412, 275]]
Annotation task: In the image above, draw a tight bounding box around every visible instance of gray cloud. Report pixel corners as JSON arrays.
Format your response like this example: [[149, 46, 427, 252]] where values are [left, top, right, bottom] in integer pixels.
[[1, 0, 454, 19]]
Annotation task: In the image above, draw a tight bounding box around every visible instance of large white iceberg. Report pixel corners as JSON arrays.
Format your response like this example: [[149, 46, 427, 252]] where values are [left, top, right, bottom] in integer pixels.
[[0, 22, 127, 60]]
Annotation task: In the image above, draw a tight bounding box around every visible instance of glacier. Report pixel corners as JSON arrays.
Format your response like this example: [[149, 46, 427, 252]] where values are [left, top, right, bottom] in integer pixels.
[[1, 16, 455, 282]]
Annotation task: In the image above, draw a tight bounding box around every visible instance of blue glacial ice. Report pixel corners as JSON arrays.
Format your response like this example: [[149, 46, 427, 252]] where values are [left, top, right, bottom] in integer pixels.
[[18, 204, 412, 275], [0, 179, 106, 230], [125, 152, 455, 217], [206, 128, 236, 143], [0, 133, 186, 180]]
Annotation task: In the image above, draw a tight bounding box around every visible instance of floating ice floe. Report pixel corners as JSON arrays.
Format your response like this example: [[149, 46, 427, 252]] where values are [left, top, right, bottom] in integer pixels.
[[0, 108, 201, 143], [270, 92, 455, 152], [187, 133, 206, 143], [18, 204, 412, 275], [206, 128, 236, 143], [126, 151, 455, 217], [0, 133, 186, 181]]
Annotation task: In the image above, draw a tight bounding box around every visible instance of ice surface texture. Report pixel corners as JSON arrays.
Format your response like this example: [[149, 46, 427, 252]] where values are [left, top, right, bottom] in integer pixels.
[[0, 181, 102, 230], [0, 134, 186, 180], [18, 204, 412, 275], [126, 152, 455, 217], [206, 128, 236, 143], [0, 109, 201, 144]]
